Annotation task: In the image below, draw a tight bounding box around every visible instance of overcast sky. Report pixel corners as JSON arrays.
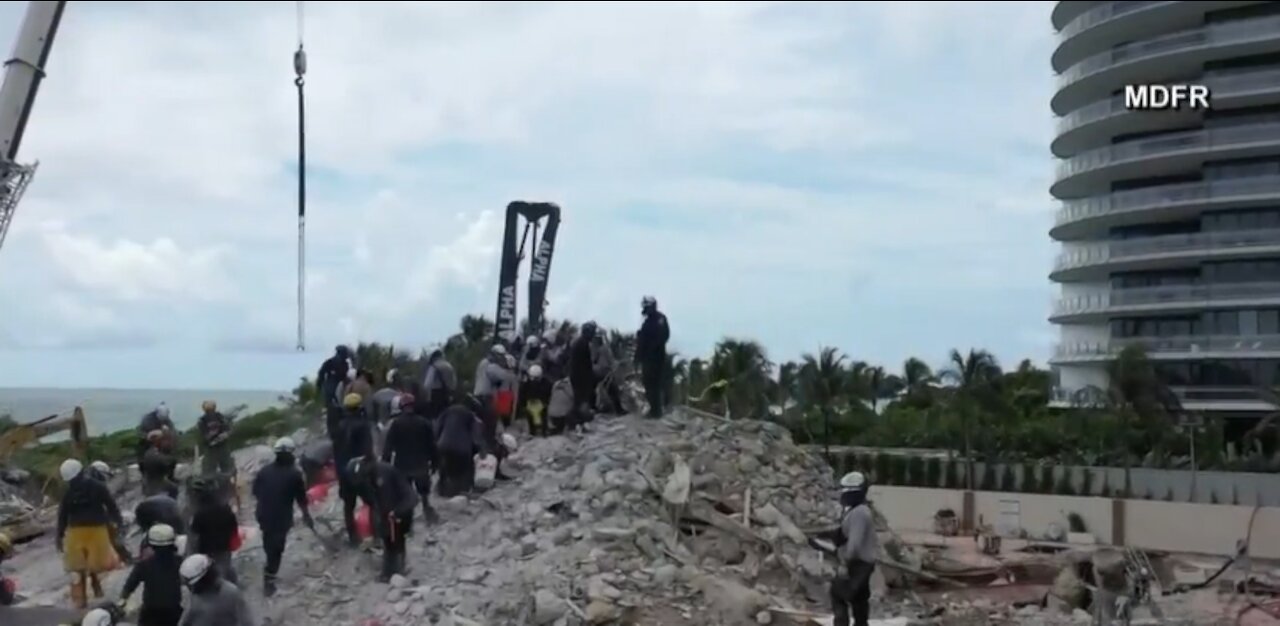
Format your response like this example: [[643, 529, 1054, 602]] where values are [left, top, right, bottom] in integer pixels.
[[0, 1, 1056, 390]]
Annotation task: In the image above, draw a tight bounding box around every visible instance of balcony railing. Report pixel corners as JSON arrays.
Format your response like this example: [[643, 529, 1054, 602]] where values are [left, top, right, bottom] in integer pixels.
[[1056, 68, 1280, 136], [1055, 334, 1280, 359], [1057, 123, 1280, 182], [1050, 385, 1269, 406], [1053, 281, 1280, 317], [1057, 15, 1280, 89], [1054, 228, 1280, 272], [1055, 175, 1280, 227], [1059, 1, 1170, 41]]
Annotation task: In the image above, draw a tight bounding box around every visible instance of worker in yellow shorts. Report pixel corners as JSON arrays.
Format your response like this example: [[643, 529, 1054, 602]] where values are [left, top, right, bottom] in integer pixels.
[[55, 458, 124, 609]]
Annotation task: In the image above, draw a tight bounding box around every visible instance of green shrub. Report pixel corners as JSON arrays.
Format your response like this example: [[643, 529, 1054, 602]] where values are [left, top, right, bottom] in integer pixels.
[[1066, 512, 1087, 533], [1081, 470, 1094, 496], [979, 464, 997, 491], [1037, 466, 1055, 494], [889, 456, 908, 485], [906, 456, 926, 487], [1020, 463, 1037, 493], [924, 457, 942, 488], [1000, 464, 1017, 492], [874, 454, 892, 484], [1056, 471, 1076, 496]]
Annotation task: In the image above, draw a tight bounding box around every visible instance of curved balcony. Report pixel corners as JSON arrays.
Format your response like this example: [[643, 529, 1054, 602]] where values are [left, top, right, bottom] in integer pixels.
[[1053, 334, 1280, 363], [1049, 385, 1274, 409], [1052, 123, 1280, 198], [1051, 281, 1280, 322], [1052, 15, 1280, 115], [1052, 175, 1280, 240], [1052, 68, 1280, 157], [1052, 228, 1280, 281], [1053, 1, 1107, 31]]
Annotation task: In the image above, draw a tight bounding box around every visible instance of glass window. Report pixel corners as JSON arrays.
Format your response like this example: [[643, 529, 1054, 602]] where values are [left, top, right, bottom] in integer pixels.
[[1214, 311, 1240, 334], [1260, 310, 1280, 334], [1241, 310, 1259, 336]]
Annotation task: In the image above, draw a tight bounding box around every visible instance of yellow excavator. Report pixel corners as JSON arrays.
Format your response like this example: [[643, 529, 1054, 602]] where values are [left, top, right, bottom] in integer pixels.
[[0, 407, 89, 466]]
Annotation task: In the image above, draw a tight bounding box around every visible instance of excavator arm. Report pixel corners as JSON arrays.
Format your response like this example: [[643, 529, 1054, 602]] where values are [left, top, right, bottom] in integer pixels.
[[0, 0, 65, 257], [0, 406, 88, 464], [494, 201, 561, 342]]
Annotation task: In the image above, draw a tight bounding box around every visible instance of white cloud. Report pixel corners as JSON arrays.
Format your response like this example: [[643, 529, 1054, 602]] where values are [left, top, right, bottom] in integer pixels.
[[39, 223, 236, 303]]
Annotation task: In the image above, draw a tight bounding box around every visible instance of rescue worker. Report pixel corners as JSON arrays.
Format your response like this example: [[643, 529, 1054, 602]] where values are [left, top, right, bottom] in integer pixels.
[[348, 456, 419, 583], [829, 471, 879, 626], [434, 397, 487, 497], [87, 460, 112, 483], [547, 376, 575, 435], [177, 554, 255, 626], [318, 345, 354, 409], [56, 458, 123, 609], [186, 476, 239, 586], [120, 523, 184, 626], [251, 437, 315, 597], [569, 321, 599, 428], [636, 296, 671, 418], [140, 431, 179, 499], [196, 401, 235, 478], [133, 493, 185, 558], [420, 348, 457, 419], [520, 364, 553, 436], [473, 344, 512, 413], [334, 393, 374, 545], [382, 394, 439, 523], [299, 437, 334, 486], [136, 403, 175, 462], [523, 335, 543, 373], [0, 531, 14, 606], [540, 329, 569, 381], [369, 378, 399, 456], [344, 370, 374, 410]]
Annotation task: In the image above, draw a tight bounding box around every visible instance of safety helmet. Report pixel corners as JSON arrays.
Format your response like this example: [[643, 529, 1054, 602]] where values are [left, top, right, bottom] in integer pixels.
[[386, 368, 399, 383], [272, 437, 297, 454], [0, 531, 12, 557], [147, 429, 165, 442], [526, 335, 541, 347], [346, 368, 357, 381], [147, 523, 177, 547], [155, 403, 170, 419], [201, 400, 217, 412], [59, 459, 84, 482], [528, 364, 543, 379], [839, 471, 867, 493], [90, 460, 111, 476], [179, 554, 213, 587], [343, 393, 363, 409], [491, 344, 507, 356], [81, 608, 113, 626], [642, 295, 657, 308]]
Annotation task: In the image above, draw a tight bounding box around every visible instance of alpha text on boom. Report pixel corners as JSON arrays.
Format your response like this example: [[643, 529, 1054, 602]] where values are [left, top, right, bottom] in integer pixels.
[[1124, 84, 1211, 111]]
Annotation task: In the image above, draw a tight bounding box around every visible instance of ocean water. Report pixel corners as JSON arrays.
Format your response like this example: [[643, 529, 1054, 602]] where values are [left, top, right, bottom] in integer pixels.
[[0, 387, 287, 434]]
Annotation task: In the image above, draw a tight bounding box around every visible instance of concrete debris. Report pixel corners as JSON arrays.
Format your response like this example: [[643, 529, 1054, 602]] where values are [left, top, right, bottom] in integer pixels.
[[0, 408, 1265, 625]]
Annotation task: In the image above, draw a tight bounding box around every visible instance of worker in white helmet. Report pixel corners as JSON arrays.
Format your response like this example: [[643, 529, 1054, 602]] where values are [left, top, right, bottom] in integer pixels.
[[120, 524, 183, 625], [828, 471, 879, 626], [56, 458, 123, 609], [251, 437, 314, 597], [178, 553, 255, 626]]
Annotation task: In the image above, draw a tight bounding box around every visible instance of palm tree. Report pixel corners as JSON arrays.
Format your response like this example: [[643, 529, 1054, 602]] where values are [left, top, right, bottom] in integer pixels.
[[774, 360, 801, 418], [458, 314, 494, 346], [801, 346, 847, 460], [607, 330, 637, 362], [903, 357, 935, 390], [862, 365, 904, 413], [708, 338, 772, 418], [941, 348, 1002, 490], [1106, 345, 1182, 495]]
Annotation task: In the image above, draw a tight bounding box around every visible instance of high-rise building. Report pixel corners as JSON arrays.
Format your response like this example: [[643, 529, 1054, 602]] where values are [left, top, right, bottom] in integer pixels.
[[1049, 1, 1280, 414]]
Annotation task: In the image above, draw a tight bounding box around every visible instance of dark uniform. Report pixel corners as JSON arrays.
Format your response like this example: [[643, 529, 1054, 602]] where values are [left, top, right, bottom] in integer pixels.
[[122, 545, 183, 626], [433, 403, 486, 497], [252, 453, 313, 595], [334, 411, 374, 543], [636, 306, 670, 418], [382, 404, 439, 522], [353, 461, 419, 582]]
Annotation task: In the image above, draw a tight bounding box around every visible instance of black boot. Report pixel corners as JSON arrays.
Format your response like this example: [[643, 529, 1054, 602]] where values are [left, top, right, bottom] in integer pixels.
[[264, 574, 278, 597], [377, 550, 395, 583], [422, 501, 439, 525]]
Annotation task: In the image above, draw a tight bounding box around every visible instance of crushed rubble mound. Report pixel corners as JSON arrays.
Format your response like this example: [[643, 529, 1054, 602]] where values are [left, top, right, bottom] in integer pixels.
[[5, 408, 1208, 625]]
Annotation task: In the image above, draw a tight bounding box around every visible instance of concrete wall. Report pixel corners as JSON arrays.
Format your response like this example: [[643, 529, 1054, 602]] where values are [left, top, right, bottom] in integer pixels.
[[872, 485, 1280, 559]]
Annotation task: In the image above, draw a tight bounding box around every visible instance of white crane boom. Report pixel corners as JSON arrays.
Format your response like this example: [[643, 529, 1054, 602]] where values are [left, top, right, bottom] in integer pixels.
[[0, 0, 65, 256]]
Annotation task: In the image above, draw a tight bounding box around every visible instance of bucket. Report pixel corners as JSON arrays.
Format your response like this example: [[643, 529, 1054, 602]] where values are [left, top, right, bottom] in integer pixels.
[[475, 454, 497, 490], [306, 482, 331, 507], [494, 390, 514, 418]]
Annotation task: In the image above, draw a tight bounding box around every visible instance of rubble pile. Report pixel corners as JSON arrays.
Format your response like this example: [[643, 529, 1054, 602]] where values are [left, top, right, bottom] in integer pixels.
[[0, 408, 1253, 625]]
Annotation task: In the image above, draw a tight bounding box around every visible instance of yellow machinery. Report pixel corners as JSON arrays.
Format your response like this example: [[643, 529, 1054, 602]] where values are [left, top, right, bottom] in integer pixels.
[[0, 406, 89, 465]]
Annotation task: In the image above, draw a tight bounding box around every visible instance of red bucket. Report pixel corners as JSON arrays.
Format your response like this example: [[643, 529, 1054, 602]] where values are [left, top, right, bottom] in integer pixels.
[[306, 482, 331, 507], [354, 505, 373, 541], [494, 390, 514, 418]]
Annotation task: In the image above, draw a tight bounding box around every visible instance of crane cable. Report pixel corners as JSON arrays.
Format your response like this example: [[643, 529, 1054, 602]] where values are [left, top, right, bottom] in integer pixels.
[[294, 0, 307, 352]]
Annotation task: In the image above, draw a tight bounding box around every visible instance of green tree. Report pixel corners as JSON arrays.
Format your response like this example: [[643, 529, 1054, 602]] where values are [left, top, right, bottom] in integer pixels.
[[801, 347, 847, 460], [941, 348, 1002, 490]]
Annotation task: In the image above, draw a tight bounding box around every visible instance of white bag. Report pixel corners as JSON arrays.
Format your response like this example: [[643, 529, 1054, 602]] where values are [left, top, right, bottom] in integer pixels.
[[475, 454, 498, 490], [501, 432, 518, 453]]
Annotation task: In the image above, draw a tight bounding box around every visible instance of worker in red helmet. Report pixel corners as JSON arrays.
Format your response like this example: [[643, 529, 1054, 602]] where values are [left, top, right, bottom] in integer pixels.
[[382, 393, 439, 524]]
